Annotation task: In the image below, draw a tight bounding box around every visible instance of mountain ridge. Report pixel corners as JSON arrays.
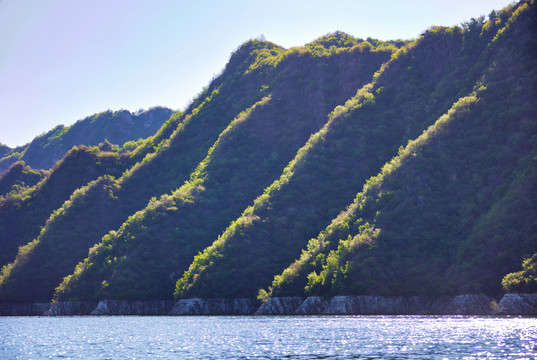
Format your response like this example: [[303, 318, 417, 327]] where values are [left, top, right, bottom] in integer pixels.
[[0, 0, 535, 306], [0, 107, 173, 173]]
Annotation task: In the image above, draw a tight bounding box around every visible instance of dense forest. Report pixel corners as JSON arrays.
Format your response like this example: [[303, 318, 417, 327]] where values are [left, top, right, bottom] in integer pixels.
[[0, 0, 535, 305], [0, 107, 173, 270]]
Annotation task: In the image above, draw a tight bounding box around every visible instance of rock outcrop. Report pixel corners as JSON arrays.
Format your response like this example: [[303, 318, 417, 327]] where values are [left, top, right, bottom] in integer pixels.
[[169, 298, 258, 315], [90, 300, 174, 315], [45, 301, 99, 315], [255, 297, 305, 315], [294, 296, 331, 315], [494, 293, 537, 315], [2, 293, 536, 316], [257, 295, 494, 315], [429, 295, 493, 315], [321, 296, 430, 315]]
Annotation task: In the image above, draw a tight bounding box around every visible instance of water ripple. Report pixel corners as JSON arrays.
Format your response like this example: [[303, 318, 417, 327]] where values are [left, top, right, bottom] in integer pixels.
[[1, 315, 536, 359]]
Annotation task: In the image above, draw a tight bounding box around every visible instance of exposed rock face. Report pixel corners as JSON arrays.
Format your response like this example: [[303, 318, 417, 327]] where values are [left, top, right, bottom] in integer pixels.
[[294, 296, 331, 315], [429, 295, 493, 315], [45, 301, 99, 316], [90, 300, 174, 315], [3, 294, 536, 316], [322, 296, 430, 315], [254, 297, 305, 315], [169, 298, 257, 315], [257, 295, 494, 315], [494, 293, 537, 315]]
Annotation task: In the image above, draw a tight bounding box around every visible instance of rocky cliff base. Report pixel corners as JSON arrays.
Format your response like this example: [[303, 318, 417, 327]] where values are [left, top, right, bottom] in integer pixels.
[[495, 293, 537, 315], [255, 295, 494, 315], [169, 298, 258, 315], [1, 294, 536, 316]]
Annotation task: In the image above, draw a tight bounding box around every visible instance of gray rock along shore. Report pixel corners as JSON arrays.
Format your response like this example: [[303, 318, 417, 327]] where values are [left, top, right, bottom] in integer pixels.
[[169, 298, 258, 315], [1, 294, 536, 316], [494, 293, 537, 315], [255, 295, 494, 315]]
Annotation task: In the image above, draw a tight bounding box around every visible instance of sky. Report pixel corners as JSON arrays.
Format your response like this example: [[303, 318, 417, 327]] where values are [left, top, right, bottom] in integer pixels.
[[0, 0, 515, 148]]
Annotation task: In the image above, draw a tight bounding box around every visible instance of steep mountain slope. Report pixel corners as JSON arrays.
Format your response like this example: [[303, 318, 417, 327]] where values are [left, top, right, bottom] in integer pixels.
[[173, 4, 525, 300], [0, 162, 48, 196], [0, 109, 186, 271], [51, 35, 395, 302], [267, 0, 537, 298], [0, 108, 175, 267], [0, 147, 131, 269], [0, 39, 291, 302], [0, 107, 173, 172], [1, 1, 534, 306], [0, 144, 11, 159]]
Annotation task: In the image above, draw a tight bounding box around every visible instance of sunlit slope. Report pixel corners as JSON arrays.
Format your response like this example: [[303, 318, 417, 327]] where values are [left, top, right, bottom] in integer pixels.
[[53, 35, 394, 302], [175, 1, 535, 300]]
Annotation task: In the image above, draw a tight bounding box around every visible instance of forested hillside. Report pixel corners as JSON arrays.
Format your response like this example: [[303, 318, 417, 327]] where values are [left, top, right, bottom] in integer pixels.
[[263, 0, 537, 299], [1, 36, 395, 302], [0, 0, 535, 305], [0, 145, 11, 159], [0, 107, 177, 270], [0, 162, 48, 196], [0, 107, 172, 173], [178, 2, 536, 300], [0, 147, 130, 269], [52, 35, 394, 302]]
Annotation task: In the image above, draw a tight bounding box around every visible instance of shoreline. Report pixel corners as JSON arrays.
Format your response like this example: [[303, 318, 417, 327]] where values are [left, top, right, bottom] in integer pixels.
[[1, 293, 536, 316]]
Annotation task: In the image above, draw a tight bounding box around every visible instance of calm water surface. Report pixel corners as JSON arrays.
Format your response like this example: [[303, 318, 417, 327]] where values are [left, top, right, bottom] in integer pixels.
[[1, 316, 536, 359]]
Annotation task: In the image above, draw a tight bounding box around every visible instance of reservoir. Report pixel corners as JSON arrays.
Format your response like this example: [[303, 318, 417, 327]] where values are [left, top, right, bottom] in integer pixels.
[[1, 315, 536, 359]]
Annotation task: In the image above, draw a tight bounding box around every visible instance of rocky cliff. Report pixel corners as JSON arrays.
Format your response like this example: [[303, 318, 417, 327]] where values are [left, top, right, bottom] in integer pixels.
[[257, 295, 493, 315], [45, 301, 99, 315], [90, 300, 174, 315], [1, 294, 535, 316], [255, 297, 305, 315], [169, 298, 258, 315], [494, 293, 537, 315]]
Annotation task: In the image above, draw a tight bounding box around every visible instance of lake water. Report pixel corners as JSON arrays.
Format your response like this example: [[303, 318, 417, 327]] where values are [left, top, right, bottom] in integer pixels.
[[1, 316, 536, 359]]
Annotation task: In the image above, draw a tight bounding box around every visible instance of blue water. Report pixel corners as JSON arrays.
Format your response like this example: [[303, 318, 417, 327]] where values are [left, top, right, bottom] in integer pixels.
[[1, 316, 536, 359]]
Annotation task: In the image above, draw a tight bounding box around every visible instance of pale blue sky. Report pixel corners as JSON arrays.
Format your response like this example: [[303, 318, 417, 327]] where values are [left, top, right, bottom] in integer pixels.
[[0, 0, 514, 148]]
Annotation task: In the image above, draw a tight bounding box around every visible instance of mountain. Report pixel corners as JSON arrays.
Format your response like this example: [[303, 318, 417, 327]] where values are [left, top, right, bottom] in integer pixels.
[[0, 144, 11, 159], [0, 162, 48, 196], [264, 0, 537, 299], [1, 0, 535, 305], [175, 1, 537, 300], [0, 107, 173, 173], [0, 146, 131, 269], [29, 35, 394, 303], [0, 108, 176, 269]]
